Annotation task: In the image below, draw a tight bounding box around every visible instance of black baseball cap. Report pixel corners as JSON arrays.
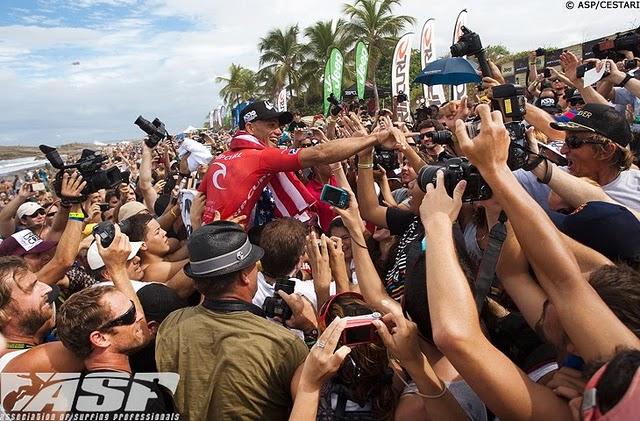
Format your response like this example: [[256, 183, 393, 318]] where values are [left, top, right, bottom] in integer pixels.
[[239, 101, 293, 130], [550, 103, 631, 147]]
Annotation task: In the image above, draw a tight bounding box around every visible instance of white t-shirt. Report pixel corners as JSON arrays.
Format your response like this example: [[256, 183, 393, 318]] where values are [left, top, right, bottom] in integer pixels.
[[614, 86, 640, 132], [177, 138, 213, 172], [514, 168, 640, 212], [252, 272, 336, 311]]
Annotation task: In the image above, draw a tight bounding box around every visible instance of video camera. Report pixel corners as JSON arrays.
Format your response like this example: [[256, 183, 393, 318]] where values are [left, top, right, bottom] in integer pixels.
[[263, 278, 295, 321], [39, 145, 129, 203], [134, 116, 169, 148], [396, 90, 408, 103], [592, 29, 640, 61], [450, 26, 493, 78]]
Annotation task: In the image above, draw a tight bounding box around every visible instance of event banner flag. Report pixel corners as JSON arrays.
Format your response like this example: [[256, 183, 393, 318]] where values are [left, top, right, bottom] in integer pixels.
[[451, 9, 468, 101], [329, 48, 344, 101], [355, 41, 369, 100], [323, 60, 332, 116], [209, 110, 215, 128], [420, 19, 444, 106], [392, 33, 413, 122], [277, 87, 287, 112]]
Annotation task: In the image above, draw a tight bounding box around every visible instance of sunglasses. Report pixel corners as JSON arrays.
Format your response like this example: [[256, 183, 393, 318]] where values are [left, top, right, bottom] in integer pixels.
[[98, 300, 136, 331], [564, 135, 607, 149], [27, 209, 46, 218]]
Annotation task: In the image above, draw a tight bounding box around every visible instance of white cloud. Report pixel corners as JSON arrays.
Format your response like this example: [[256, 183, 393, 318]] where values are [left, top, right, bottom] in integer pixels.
[[1, 0, 639, 147]]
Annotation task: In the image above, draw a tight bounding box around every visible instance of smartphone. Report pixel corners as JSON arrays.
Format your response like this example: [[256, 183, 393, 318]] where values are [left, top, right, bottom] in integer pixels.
[[543, 68, 552, 78], [539, 143, 569, 167], [30, 182, 46, 192], [341, 312, 381, 346], [320, 185, 350, 209]]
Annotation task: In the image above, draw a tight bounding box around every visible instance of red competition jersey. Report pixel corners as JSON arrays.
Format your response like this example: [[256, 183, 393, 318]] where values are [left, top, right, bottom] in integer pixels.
[[199, 145, 303, 223]]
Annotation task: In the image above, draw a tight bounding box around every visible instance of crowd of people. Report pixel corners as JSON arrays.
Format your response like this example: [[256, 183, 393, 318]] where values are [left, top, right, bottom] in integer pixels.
[[0, 45, 639, 421]]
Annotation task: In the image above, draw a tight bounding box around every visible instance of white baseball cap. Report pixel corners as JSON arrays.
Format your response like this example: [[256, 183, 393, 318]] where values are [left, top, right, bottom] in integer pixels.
[[87, 241, 144, 270], [16, 202, 44, 219]]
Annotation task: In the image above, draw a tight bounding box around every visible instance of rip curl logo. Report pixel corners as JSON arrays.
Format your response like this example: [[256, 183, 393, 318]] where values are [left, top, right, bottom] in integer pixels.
[[1, 372, 180, 419], [244, 110, 258, 123], [211, 162, 227, 190]]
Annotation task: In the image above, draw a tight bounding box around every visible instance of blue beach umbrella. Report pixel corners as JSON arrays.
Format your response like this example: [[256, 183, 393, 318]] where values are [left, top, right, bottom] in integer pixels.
[[414, 57, 481, 86]]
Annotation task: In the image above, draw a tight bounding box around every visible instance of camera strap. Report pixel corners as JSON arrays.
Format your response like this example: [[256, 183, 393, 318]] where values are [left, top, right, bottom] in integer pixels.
[[201, 298, 265, 318], [473, 211, 508, 313]]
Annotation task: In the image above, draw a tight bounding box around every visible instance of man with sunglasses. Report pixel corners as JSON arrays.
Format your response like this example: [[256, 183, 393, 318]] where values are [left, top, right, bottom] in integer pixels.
[[198, 101, 407, 228], [518, 103, 640, 213]]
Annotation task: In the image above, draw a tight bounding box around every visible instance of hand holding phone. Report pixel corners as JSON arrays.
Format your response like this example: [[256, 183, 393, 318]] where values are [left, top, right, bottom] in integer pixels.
[[320, 185, 350, 209]]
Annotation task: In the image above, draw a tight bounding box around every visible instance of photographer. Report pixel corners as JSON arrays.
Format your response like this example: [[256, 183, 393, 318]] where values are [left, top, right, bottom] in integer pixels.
[[156, 221, 311, 420]]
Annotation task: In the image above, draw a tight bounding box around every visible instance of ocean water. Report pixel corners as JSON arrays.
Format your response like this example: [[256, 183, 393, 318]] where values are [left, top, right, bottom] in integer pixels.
[[0, 157, 49, 177]]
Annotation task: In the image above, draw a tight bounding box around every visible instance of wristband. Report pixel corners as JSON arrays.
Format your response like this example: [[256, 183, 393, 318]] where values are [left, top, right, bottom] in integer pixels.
[[69, 217, 85, 222], [617, 73, 633, 88], [60, 201, 72, 209], [69, 212, 85, 219], [357, 163, 374, 169], [537, 160, 553, 184]]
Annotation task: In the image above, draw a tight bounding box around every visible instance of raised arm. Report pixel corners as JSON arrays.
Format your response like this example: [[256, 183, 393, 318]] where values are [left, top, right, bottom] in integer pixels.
[[139, 142, 158, 212], [0, 184, 34, 238], [560, 52, 609, 105], [456, 104, 640, 361], [37, 173, 87, 285], [420, 171, 572, 420], [356, 148, 389, 228]]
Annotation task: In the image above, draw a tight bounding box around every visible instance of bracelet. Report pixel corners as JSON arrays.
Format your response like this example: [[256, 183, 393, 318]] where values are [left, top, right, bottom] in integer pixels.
[[69, 217, 84, 223], [357, 163, 374, 169], [60, 201, 72, 209], [351, 237, 368, 249], [69, 212, 85, 219], [415, 380, 449, 399], [537, 160, 553, 184], [617, 73, 632, 88]]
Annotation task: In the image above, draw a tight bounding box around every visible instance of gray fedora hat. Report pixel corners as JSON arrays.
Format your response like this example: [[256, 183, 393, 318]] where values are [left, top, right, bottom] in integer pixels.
[[183, 221, 264, 278]]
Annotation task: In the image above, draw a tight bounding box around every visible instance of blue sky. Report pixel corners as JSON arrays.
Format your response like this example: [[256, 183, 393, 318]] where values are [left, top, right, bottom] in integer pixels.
[[1, 0, 638, 146]]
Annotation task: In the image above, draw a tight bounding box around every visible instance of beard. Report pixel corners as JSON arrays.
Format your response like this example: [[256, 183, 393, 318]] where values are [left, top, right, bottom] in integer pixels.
[[19, 307, 52, 337]]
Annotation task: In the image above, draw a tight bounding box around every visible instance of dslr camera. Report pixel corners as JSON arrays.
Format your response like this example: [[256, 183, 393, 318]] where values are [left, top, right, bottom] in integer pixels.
[[592, 29, 640, 61], [396, 90, 408, 103], [373, 147, 399, 173], [39, 145, 129, 203], [92, 220, 133, 248], [418, 157, 492, 203], [450, 26, 493, 78], [491, 84, 529, 171], [134, 116, 169, 148], [263, 278, 296, 321]]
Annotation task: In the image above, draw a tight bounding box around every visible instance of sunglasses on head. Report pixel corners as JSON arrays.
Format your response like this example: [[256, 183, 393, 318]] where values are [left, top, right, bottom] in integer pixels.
[[98, 300, 136, 331], [564, 134, 607, 149], [28, 209, 46, 218]]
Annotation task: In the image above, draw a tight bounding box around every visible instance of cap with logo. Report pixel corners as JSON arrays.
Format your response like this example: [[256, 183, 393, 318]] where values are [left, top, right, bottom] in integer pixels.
[[183, 221, 264, 278], [239, 101, 293, 130], [550, 103, 631, 147], [16, 202, 44, 220], [87, 240, 144, 270], [0, 230, 57, 257], [536, 96, 560, 114]]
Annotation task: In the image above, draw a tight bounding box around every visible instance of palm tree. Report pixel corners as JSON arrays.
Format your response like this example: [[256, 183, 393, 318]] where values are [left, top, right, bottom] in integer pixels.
[[343, 0, 415, 110], [215, 64, 258, 108], [300, 19, 353, 104], [258, 25, 303, 99]]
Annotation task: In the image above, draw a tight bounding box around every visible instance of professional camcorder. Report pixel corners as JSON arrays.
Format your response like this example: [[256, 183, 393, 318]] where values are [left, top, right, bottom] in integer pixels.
[[592, 29, 640, 61], [263, 278, 295, 321], [39, 145, 129, 203], [134, 116, 169, 148], [450, 26, 493, 78]]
